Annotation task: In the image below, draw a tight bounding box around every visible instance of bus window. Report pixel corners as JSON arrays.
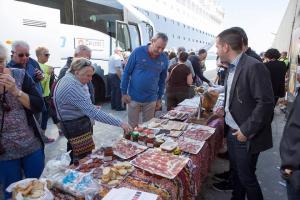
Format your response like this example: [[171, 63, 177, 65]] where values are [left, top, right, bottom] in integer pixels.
[[128, 23, 141, 50], [73, 0, 123, 38], [116, 21, 131, 51], [147, 24, 154, 40], [16, 0, 73, 24]]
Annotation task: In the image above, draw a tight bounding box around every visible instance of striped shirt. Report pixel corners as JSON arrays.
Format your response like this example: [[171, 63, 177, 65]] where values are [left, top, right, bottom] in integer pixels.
[[54, 72, 122, 127]]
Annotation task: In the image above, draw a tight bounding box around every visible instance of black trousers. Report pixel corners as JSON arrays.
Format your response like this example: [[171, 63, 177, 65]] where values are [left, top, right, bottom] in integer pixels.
[[227, 129, 264, 200]]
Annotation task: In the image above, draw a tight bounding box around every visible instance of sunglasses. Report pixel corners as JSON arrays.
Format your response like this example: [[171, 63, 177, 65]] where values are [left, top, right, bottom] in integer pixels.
[[12, 51, 30, 58], [44, 53, 50, 57], [83, 60, 92, 67]]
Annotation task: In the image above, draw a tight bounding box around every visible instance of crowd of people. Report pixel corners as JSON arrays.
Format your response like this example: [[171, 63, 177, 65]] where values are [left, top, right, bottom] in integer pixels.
[[0, 25, 299, 200]]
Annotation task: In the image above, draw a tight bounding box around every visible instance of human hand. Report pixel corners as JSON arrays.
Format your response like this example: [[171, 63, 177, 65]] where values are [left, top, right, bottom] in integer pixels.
[[155, 99, 162, 111], [35, 69, 44, 81], [48, 66, 54, 75], [120, 123, 132, 134], [122, 94, 131, 104], [0, 73, 18, 95], [285, 169, 292, 175], [215, 107, 224, 117], [232, 130, 247, 142]]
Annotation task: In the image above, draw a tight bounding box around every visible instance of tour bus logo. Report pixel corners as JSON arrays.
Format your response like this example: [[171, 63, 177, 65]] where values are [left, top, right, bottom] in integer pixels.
[[75, 38, 104, 51]]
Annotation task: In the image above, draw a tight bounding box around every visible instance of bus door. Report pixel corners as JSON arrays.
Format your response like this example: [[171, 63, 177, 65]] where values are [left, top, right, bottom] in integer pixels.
[[128, 23, 141, 51], [116, 20, 132, 52]]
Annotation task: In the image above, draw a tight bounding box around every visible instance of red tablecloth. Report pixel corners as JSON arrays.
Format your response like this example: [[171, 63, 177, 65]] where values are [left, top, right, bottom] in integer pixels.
[[120, 117, 224, 200]]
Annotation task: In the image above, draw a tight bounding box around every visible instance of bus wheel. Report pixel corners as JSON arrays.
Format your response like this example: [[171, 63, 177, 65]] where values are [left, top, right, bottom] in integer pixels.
[[92, 75, 106, 104]]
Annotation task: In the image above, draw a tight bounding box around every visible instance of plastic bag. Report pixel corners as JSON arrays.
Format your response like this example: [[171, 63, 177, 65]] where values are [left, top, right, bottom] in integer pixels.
[[41, 151, 71, 179], [55, 169, 100, 199], [6, 178, 54, 200]]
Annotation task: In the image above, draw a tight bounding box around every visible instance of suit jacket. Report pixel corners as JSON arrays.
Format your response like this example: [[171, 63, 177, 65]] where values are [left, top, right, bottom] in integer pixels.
[[280, 89, 300, 170], [224, 53, 274, 153], [265, 60, 287, 98]]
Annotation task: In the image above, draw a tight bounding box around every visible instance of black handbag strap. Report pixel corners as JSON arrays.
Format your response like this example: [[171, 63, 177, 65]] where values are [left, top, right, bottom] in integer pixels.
[[53, 79, 71, 137], [54, 79, 90, 137], [0, 87, 6, 133]]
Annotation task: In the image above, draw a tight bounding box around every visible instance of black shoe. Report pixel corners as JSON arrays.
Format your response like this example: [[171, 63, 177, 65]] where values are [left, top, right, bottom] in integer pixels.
[[212, 180, 233, 192], [213, 171, 230, 181], [217, 151, 229, 160]]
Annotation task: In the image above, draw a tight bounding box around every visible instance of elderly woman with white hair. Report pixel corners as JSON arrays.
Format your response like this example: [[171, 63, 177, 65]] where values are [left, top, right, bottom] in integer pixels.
[[54, 57, 131, 161], [0, 44, 45, 199]]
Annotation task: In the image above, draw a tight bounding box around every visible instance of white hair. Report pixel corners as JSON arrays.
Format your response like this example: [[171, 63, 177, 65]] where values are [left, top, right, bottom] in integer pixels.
[[74, 45, 91, 55], [69, 57, 94, 73], [152, 32, 168, 42], [0, 44, 7, 59], [11, 40, 30, 51]]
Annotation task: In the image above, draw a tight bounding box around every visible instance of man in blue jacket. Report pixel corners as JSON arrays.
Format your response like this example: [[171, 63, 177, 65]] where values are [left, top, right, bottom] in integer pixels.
[[121, 32, 168, 127], [7, 40, 44, 96]]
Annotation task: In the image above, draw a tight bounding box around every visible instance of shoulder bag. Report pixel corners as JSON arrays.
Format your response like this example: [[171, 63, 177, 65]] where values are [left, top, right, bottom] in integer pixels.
[[54, 80, 95, 159]]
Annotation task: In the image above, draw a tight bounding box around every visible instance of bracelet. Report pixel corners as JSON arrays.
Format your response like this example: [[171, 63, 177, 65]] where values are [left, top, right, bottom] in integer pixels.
[[16, 90, 23, 98]]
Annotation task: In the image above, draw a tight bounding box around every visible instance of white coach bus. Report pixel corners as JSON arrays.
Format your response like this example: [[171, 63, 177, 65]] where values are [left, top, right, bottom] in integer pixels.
[[0, 0, 154, 103]]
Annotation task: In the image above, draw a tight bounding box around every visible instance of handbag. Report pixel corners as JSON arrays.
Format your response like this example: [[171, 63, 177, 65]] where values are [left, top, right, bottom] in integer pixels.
[[54, 80, 95, 158], [61, 116, 95, 157]]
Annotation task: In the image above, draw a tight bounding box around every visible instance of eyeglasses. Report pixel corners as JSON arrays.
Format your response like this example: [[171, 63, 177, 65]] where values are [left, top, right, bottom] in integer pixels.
[[12, 51, 30, 58], [44, 53, 50, 57]]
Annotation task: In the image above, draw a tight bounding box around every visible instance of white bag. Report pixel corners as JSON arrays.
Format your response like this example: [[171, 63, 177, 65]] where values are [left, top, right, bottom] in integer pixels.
[[6, 178, 54, 200]]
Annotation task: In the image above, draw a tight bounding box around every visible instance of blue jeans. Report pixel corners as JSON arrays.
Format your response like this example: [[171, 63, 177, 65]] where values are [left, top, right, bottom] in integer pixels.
[[108, 74, 123, 110], [227, 130, 263, 200], [0, 149, 45, 199]]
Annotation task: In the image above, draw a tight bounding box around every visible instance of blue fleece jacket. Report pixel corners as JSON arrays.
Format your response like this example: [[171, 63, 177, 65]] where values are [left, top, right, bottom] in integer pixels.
[[121, 45, 168, 103]]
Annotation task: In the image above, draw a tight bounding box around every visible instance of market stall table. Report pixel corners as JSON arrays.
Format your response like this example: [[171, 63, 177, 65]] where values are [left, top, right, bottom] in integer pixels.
[[117, 117, 224, 200]]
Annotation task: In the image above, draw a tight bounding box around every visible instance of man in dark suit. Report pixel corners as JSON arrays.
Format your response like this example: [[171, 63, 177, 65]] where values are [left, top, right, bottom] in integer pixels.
[[280, 68, 300, 200], [213, 27, 264, 192], [216, 28, 274, 200]]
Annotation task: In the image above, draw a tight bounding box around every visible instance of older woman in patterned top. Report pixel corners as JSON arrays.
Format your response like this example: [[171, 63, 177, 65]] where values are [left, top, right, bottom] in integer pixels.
[[54, 57, 131, 160], [0, 44, 45, 199]]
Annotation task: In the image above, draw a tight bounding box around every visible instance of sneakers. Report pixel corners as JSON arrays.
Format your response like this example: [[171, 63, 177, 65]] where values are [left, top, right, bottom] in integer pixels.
[[213, 170, 230, 181], [212, 180, 233, 192]]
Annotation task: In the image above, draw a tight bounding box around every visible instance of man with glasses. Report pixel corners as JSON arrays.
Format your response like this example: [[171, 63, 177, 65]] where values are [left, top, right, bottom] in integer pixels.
[[7, 40, 44, 96]]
